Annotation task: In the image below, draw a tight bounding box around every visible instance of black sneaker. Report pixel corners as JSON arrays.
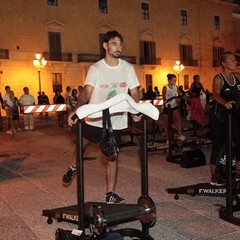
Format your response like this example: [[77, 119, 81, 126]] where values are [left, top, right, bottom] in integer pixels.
[[106, 192, 125, 204], [210, 175, 225, 186], [62, 166, 76, 185]]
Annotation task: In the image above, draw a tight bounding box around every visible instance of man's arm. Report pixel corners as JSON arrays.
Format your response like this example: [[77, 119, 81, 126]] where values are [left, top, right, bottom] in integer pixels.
[[212, 74, 225, 105], [74, 85, 93, 110], [212, 74, 233, 109], [129, 86, 140, 103], [68, 85, 93, 125]]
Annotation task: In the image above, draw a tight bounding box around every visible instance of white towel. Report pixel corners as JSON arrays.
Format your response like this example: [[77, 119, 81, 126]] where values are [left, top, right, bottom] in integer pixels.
[[76, 93, 159, 120]]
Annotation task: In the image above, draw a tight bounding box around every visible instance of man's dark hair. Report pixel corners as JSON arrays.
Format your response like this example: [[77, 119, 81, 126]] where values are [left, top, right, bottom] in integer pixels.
[[5, 86, 10, 90], [103, 31, 123, 43]]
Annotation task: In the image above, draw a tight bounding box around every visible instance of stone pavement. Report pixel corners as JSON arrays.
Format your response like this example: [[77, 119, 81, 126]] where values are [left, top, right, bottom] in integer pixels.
[[1, 117, 240, 240]]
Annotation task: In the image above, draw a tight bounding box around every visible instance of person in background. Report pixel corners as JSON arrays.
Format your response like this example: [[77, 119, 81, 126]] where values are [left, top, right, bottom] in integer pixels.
[[53, 89, 65, 127], [162, 73, 186, 145], [62, 30, 141, 204], [210, 51, 240, 186], [41, 91, 50, 119], [189, 75, 206, 127], [37, 91, 43, 118], [178, 85, 187, 117], [139, 87, 146, 100], [145, 85, 155, 101], [3, 86, 14, 134], [19, 87, 35, 130], [10, 90, 21, 132], [154, 86, 160, 99], [0, 93, 3, 107], [64, 86, 72, 125], [69, 89, 78, 112]]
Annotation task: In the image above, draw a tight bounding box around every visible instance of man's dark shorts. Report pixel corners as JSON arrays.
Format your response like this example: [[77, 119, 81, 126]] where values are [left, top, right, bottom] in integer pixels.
[[162, 106, 180, 115], [82, 121, 122, 147]]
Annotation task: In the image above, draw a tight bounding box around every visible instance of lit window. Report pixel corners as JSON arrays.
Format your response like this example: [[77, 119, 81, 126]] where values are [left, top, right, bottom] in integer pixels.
[[47, 0, 58, 6], [181, 10, 187, 25], [99, 0, 108, 13], [214, 16, 220, 30], [141, 3, 149, 20]]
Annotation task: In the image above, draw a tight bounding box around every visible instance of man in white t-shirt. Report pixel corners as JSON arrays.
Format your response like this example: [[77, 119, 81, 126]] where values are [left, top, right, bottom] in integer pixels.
[[19, 87, 35, 130], [63, 31, 141, 204]]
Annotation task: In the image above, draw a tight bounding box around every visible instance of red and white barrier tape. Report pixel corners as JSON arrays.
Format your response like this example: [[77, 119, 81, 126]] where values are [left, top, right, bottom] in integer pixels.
[[153, 99, 163, 106], [139, 100, 152, 103], [139, 99, 163, 106], [23, 104, 66, 113]]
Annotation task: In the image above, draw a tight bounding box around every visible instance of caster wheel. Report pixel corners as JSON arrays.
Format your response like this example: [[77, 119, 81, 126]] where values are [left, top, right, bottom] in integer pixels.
[[174, 194, 179, 200], [47, 218, 53, 224]]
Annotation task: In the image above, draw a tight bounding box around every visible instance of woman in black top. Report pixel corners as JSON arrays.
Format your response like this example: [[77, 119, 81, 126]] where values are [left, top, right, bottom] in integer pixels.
[[53, 89, 65, 127], [210, 51, 240, 186]]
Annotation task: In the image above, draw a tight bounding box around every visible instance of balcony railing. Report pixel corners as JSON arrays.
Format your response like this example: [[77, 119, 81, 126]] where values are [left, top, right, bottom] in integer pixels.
[[0, 49, 9, 59], [43, 52, 72, 62], [78, 54, 137, 64], [181, 59, 198, 66], [140, 57, 161, 65]]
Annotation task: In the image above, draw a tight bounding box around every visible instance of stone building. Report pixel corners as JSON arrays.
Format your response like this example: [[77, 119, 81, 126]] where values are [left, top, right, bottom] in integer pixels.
[[0, 0, 239, 102]]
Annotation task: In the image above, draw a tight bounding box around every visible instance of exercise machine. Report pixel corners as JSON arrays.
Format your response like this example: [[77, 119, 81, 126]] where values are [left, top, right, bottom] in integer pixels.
[[167, 107, 240, 214], [164, 95, 211, 164], [42, 93, 159, 239], [219, 107, 240, 225]]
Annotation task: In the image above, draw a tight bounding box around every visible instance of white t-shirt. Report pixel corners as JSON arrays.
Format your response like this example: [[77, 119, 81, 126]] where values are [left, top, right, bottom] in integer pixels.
[[4, 93, 13, 108], [19, 94, 35, 106], [164, 84, 178, 108], [85, 59, 139, 130]]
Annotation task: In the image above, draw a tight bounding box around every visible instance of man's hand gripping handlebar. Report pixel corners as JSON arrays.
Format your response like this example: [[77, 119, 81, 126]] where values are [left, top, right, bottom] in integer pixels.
[[68, 112, 78, 126]]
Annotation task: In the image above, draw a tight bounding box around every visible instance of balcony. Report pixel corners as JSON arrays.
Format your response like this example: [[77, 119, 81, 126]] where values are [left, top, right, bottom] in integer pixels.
[[140, 57, 161, 65], [181, 59, 198, 66], [43, 52, 72, 62], [78, 54, 137, 64], [0, 49, 9, 59]]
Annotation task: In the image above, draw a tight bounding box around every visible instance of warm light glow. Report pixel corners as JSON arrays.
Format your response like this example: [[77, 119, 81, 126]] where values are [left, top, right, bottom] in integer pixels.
[[35, 53, 41, 60], [173, 60, 184, 74], [33, 53, 47, 93], [33, 53, 47, 71]]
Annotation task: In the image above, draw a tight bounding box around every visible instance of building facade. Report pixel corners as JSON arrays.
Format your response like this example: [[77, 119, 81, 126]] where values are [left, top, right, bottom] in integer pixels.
[[0, 0, 240, 102]]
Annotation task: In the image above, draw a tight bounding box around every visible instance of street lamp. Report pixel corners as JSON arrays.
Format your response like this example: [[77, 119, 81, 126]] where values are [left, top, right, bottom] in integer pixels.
[[173, 60, 184, 86], [33, 53, 47, 93]]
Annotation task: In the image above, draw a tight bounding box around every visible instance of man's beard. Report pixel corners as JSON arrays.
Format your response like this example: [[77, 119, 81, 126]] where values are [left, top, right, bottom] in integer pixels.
[[111, 51, 121, 58]]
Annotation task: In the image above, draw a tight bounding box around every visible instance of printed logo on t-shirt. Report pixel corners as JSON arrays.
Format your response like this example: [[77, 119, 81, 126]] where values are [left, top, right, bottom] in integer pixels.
[[119, 82, 127, 88], [107, 83, 118, 99]]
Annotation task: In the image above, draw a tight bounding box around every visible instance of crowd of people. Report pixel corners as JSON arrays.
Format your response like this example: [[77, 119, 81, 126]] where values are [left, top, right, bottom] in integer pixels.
[[0, 85, 83, 133]]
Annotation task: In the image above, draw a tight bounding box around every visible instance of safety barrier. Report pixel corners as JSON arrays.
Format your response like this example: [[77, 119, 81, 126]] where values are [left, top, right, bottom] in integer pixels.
[[23, 104, 66, 113], [139, 99, 163, 106]]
